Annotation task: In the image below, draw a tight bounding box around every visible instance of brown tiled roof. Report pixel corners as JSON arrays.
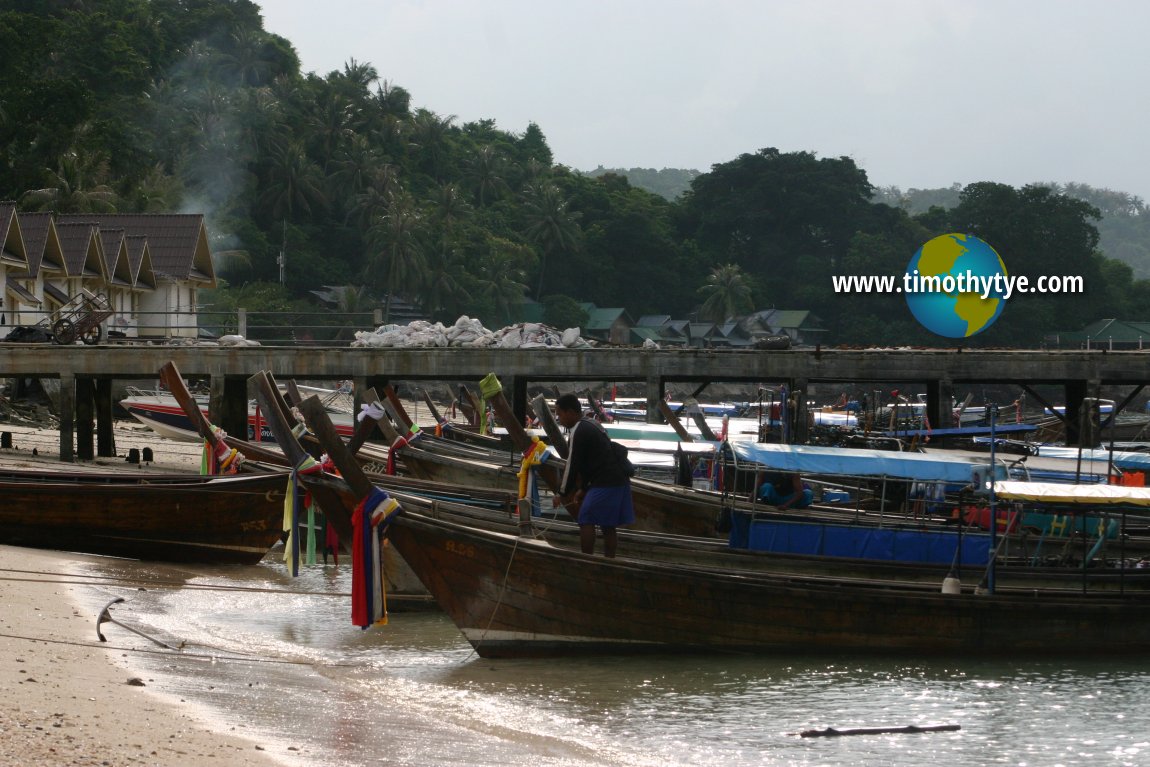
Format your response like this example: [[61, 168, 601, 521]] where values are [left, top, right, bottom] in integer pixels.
[[0, 201, 29, 269], [97, 228, 132, 286], [124, 235, 156, 289], [57, 213, 215, 284], [55, 222, 105, 277], [13, 212, 64, 277]]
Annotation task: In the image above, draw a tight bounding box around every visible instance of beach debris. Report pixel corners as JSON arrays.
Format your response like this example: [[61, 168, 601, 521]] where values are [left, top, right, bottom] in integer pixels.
[[126, 677, 146, 686], [351, 316, 593, 349], [798, 724, 961, 738], [96, 597, 182, 651]]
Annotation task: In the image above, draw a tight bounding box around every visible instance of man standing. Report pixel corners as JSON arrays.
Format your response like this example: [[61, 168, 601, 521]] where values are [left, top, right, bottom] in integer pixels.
[[552, 393, 635, 557]]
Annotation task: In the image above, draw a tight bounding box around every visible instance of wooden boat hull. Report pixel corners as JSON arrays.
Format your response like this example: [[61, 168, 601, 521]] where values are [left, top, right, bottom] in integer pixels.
[[387, 510, 1150, 657], [0, 471, 288, 564]]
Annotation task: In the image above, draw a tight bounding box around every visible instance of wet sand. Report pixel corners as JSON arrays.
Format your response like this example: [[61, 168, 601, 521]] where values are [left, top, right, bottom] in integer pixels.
[[0, 545, 290, 767], [0, 423, 290, 765]]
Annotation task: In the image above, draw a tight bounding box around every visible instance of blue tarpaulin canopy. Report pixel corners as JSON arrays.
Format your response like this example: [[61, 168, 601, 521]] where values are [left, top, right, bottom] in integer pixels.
[[726, 441, 1007, 483]]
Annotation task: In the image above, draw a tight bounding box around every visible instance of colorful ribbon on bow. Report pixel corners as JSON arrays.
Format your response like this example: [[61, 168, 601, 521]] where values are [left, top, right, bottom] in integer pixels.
[[517, 436, 553, 515], [201, 425, 243, 475], [478, 373, 502, 435], [283, 455, 322, 577], [352, 487, 402, 628], [385, 423, 420, 475]]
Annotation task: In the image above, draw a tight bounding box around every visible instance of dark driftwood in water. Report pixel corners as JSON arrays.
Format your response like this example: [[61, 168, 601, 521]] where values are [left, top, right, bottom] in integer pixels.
[[799, 724, 960, 738]]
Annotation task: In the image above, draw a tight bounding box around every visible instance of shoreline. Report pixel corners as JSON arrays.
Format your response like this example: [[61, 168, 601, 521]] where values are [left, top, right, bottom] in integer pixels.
[[0, 544, 289, 767], [0, 422, 300, 765]]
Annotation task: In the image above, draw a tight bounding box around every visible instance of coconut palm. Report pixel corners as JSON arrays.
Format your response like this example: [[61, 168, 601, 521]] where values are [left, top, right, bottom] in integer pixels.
[[365, 190, 426, 323], [698, 263, 754, 323], [467, 145, 509, 207], [22, 150, 118, 214], [410, 109, 456, 181], [259, 139, 327, 220], [522, 182, 581, 299]]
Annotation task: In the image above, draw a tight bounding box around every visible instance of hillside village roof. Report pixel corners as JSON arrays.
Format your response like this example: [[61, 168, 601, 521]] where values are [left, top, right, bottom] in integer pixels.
[[1054, 318, 1150, 346], [12, 212, 64, 277], [578, 303, 631, 331], [124, 235, 157, 288], [97, 228, 133, 287], [57, 213, 215, 284], [0, 202, 29, 269], [54, 222, 105, 278]]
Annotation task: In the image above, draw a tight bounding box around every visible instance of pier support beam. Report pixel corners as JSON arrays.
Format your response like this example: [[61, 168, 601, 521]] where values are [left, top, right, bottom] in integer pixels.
[[506, 375, 528, 426], [57, 372, 74, 462], [791, 378, 810, 444], [926, 379, 954, 431], [1064, 379, 1104, 447], [76, 376, 94, 460], [211, 374, 249, 439], [645, 376, 665, 425], [96, 378, 116, 457]]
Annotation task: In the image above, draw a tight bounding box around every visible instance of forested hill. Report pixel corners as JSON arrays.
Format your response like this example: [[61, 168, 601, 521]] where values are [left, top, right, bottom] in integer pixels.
[[580, 167, 700, 201], [874, 184, 1150, 278], [3, 0, 1149, 348]]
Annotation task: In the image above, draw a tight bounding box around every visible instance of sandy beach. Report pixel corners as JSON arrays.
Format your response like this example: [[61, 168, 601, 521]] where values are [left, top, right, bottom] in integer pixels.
[[0, 422, 292, 766], [0, 545, 291, 767]]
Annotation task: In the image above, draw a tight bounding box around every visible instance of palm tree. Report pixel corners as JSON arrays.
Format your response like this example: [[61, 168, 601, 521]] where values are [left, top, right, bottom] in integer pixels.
[[467, 145, 508, 207], [348, 164, 399, 227], [260, 139, 327, 220], [22, 151, 118, 214], [522, 182, 581, 298], [306, 90, 357, 172], [698, 264, 754, 323], [420, 183, 473, 319], [410, 109, 456, 181], [365, 190, 426, 323], [471, 240, 530, 323]]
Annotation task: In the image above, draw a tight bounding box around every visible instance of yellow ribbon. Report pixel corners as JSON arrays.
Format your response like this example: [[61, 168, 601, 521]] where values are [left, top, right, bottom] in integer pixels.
[[517, 436, 550, 499]]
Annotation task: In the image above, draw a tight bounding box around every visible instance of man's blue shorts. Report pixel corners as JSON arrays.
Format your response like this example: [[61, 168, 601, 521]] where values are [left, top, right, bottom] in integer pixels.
[[577, 485, 635, 527]]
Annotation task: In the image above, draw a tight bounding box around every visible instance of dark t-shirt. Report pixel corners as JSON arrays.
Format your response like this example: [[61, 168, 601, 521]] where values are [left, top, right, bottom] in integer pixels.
[[558, 418, 630, 495]]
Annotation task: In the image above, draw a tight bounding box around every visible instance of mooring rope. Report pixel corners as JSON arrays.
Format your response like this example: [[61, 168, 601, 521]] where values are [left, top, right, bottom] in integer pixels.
[[0, 568, 351, 597], [470, 534, 523, 659]]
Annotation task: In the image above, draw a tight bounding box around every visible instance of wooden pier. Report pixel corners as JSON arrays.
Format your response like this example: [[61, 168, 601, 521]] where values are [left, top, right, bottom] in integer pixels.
[[1, 344, 1147, 460]]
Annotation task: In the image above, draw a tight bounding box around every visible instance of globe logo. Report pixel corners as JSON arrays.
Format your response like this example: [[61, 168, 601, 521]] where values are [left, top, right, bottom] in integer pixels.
[[904, 233, 1008, 338]]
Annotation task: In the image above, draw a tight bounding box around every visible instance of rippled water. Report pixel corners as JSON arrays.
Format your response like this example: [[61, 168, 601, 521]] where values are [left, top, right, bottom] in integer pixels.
[[73, 555, 1150, 767]]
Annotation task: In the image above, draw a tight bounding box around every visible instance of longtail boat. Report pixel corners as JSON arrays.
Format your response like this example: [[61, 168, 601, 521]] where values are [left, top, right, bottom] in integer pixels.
[[0, 468, 288, 564], [289, 389, 1150, 657]]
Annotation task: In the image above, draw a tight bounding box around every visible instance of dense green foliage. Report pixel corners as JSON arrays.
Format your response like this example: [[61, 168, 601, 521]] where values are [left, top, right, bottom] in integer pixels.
[[2, 1, 1147, 346]]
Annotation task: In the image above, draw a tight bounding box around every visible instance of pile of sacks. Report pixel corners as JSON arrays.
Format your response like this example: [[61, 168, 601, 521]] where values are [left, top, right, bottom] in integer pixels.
[[351, 316, 592, 349]]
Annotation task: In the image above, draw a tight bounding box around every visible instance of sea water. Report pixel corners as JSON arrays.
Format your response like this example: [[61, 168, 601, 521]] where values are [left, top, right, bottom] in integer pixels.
[[73, 555, 1150, 767]]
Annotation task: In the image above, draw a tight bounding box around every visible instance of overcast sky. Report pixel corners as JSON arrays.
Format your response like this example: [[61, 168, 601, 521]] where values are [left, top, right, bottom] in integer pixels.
[[259, 1, 1150, 201]]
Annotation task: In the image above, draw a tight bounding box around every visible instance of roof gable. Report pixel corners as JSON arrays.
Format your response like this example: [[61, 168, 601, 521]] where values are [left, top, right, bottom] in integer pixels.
[[125, 235, 156, 289], [57, 213, 216, 285], [14, 212, 65, 277], [0, 201, 30, 270], [98, 228, 134, 286], [55, 222, 106, 279]]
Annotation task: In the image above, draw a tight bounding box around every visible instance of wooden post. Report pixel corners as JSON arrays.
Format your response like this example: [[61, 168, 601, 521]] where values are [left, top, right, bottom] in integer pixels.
[[58, 372, 75, 462], [76, 376, 95, 460], [95, 377, 116, 457], [645, 376, 664, 425]]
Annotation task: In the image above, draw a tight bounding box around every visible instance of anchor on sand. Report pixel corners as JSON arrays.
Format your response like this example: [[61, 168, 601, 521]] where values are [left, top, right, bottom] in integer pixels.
[[96, 597, 182, 651]]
